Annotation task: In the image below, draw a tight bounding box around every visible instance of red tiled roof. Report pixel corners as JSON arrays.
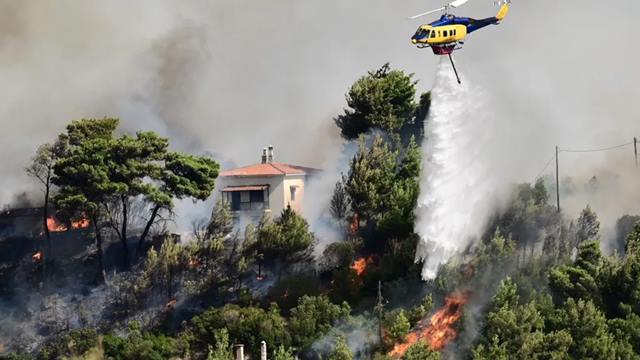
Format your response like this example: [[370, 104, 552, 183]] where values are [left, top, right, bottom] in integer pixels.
[[219, 162, 320, 177]]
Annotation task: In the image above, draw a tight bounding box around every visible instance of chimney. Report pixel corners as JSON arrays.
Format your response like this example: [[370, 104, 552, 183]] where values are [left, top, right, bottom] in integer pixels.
[[261, 148, 268, 164], [268, 145, 274, 163], [235, 344, 245, 360], [260, 341, 267, 360]]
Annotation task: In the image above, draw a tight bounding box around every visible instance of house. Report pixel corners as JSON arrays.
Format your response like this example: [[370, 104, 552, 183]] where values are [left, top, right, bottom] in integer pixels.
[[218, 146, 319, 220]]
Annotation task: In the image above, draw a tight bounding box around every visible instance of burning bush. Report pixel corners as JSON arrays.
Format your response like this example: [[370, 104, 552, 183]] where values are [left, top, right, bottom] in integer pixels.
[[350, 255, 375, 276], [389, 291, 470, 358]]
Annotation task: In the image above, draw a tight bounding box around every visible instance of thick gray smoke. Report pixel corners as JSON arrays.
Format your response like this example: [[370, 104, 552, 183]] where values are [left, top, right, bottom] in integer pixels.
[[0, 0, 425, 208], [1, 1, 639, 254]]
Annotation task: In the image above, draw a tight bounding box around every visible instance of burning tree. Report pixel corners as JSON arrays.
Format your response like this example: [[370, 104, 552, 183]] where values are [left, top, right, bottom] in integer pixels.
[[26, 140, 66, 259], [52, 118, 219, 281]]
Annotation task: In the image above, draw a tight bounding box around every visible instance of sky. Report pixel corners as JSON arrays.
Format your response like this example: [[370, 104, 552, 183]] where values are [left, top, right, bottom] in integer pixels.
[[1, 0, 639, 229]]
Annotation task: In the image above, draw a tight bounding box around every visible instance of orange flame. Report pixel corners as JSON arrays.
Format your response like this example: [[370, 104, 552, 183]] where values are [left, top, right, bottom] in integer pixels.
[[349, 214, 360, 234], [46, 216, 90, 232], [47, 216, 67, 232], [389, 291, 470, 357], [32, 251, 43, 263], [350, 256, 374, 276], [165, 299, 177, 310], [71, 218, 90, 229]]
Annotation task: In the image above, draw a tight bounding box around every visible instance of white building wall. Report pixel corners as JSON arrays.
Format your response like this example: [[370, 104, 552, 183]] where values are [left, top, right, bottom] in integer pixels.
[[282, 175, 306, 214], [217, 175, 286, 216]]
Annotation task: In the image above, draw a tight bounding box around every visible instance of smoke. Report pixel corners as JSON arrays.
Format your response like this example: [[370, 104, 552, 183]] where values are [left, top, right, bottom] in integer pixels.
[[304, 141, 360, 255], [1, 1, 639, 265], [310, 315, 379, 360], [553, 153, 640, 253], [415, 59, 509, 279]]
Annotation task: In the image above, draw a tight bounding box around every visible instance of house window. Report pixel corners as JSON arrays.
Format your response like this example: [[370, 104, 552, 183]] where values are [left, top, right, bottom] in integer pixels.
[[235, 191, 266, 210], [290, 186, 297, 201], [223, 187, 268, 211]]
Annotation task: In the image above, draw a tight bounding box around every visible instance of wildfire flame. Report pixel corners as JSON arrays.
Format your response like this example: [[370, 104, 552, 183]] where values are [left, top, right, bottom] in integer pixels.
[[46, 216, 90, 232], [349, 213, 360, 234], [71, 218, 90, 229], [389, 291, 470, 357], [32, 252, 43, 263], [47, 216, 67, 232], [188, 258, 200, 269], [350, 256, 374, 276], [165, 299, 177, 310]]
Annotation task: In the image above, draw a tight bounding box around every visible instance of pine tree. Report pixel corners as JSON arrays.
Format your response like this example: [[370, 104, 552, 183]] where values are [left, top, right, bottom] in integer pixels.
[[329, 335, 353, 360], [334, 63, 417, 139], [576, 205, 600, 246]]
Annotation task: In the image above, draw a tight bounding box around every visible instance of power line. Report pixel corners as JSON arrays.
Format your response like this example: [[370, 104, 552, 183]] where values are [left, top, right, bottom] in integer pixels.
[[547, 137, 637, 213], [533, 153, 555, 180], [559, 142, 633, 153]]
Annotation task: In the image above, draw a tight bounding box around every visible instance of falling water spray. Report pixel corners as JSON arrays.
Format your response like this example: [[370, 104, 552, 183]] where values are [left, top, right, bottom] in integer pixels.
[[415, 58, 502, 279]]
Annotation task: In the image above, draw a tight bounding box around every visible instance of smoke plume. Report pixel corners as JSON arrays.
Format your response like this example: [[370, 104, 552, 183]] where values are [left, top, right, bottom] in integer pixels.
[[1, 0, 639, 264]]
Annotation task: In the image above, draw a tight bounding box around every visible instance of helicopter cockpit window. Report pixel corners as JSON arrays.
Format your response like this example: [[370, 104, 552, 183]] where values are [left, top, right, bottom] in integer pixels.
[[415, 29, 430, 39]]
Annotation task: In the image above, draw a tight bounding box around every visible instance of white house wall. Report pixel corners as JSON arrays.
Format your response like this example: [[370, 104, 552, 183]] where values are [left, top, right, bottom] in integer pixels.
[[218, 175, 286, 217], [282, 175, 306, 214]]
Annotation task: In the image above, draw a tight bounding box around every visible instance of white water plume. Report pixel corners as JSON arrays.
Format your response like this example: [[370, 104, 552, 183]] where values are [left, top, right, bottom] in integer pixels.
[[415, 58, 504, 279]]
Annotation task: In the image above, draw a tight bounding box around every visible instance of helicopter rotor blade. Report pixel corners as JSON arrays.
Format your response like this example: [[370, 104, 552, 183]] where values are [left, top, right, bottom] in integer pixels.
[[408, 0, 471, 20], [408, 7, 446, 20], [449, 0, 470, 8]]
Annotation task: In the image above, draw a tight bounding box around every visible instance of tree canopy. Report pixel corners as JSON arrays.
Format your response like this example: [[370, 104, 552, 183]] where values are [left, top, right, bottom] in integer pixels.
[[335, 64, 418, 139], [51, 118, 219, 278]]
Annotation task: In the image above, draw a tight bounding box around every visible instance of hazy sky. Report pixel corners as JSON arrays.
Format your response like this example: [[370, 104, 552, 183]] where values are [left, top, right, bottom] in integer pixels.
[[1, 0, 639, 220]]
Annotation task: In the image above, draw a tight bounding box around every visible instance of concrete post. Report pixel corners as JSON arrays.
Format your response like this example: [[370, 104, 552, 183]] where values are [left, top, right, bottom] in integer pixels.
[[260, 341, 267, 360], [235, 344, 244, 360]]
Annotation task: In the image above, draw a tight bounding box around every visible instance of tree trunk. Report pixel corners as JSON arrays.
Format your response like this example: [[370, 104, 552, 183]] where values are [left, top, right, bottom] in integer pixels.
[[138, 204, 161, 254], [93, 215, 105, 284], [120, 196, 129, 267], [43, 174, 52, 258]]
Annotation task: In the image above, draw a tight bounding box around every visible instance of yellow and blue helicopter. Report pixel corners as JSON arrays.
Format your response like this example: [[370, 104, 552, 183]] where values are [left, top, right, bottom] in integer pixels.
[[409, 0, 510, 83]]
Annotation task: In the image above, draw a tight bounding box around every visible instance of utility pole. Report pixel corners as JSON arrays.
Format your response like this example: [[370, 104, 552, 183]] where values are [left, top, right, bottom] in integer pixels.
[[634, 137, 638, 168], [555, 145, 560, 213]]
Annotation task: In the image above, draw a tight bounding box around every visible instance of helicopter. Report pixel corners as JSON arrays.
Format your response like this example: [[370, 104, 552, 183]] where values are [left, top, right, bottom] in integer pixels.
[[409, 0, 511, 83]]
